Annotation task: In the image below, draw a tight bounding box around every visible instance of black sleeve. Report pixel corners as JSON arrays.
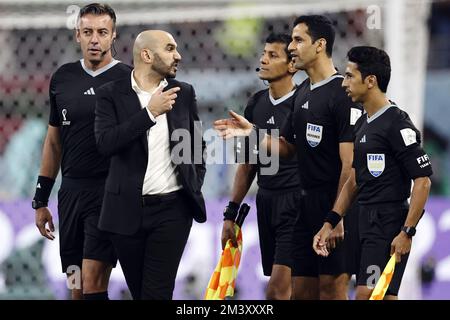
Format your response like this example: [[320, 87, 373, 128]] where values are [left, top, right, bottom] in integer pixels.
[[243, 95, 256, 122], [280, 110, 296, 145], [188, 84, 206, 188], [279, 89, 297, 144], [94, 83, 156, 157], [48, 73, 61, 127], [332, 87, 363, 143], [388, 116, 433, 179], [236, 95, 257, 164], [351, 116, 364, 169], [351, 123, 357, 169]]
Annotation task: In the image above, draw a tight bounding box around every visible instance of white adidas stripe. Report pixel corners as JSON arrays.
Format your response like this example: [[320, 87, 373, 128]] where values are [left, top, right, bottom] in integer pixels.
[[84, 87, 95, 95]]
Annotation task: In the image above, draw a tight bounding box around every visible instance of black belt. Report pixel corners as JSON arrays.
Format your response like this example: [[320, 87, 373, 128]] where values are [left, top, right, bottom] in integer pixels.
[[141, 191, 181, 206]]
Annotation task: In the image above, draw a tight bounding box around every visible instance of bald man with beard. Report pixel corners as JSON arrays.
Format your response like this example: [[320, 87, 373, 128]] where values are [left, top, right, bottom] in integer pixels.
[[95, 30, 207, 300]]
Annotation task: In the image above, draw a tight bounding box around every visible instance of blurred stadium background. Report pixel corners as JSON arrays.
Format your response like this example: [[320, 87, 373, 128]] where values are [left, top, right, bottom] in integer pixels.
[[0, 0, 449, 299]]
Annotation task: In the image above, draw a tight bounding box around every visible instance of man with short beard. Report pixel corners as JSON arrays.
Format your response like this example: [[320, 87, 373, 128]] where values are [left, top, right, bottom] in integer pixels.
[[95, 30, 206, 300]]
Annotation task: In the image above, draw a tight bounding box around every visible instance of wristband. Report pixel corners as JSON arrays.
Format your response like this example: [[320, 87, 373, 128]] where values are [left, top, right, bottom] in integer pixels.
[[324, 210, 342, 228], [223, 201, 240, 221], [33, 175, 55, 203]]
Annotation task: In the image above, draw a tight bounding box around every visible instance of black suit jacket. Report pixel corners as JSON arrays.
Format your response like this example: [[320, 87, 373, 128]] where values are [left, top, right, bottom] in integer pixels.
[[95, 77, 207, 235]]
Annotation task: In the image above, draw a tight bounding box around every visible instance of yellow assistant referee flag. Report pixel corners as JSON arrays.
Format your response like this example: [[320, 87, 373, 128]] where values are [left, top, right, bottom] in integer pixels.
[[204, 204, 250, 300], [370, 254, 396, 300]]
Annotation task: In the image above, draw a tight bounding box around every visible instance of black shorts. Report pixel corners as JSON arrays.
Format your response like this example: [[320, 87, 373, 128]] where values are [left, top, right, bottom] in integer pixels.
[[356, 201, 409, 296], [256, 187, 300, 276], [57, 177, 117, 273], [292, 187, 360, 277]]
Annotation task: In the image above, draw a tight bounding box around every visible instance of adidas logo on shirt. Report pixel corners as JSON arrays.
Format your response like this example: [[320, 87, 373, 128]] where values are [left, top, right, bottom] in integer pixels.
[[266, 116, 275, 125], [301, 101, 309, 109], [84, 87, 95, 95], [360, 135, 366, 143]]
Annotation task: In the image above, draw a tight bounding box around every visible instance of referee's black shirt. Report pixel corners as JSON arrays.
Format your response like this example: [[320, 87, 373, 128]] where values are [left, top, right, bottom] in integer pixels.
[[281, 74, 363, 190], [48, 60, 131, 179], [353, 105, 433, 205], [238, 89, 300, 191]]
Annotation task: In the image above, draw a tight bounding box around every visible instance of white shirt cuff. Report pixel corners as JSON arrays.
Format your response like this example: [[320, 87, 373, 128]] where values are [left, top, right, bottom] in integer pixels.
[[146, 108, 156, 122]]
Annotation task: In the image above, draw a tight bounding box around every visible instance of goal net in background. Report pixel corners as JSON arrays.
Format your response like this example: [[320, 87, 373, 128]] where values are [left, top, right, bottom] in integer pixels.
[[0, 0, 446, 300]]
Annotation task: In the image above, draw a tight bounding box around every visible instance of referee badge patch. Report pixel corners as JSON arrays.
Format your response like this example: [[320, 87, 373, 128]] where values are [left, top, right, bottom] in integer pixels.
[[306, 123, 323, 147], [367, 153, 385, 177], [400, 128, 417, 146]]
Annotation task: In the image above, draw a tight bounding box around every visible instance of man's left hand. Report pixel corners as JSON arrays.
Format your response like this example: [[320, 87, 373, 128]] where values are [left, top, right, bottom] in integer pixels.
[[390, 232, 412, 263], [313, 223, 333, 257], [327, 219, 345, 250]]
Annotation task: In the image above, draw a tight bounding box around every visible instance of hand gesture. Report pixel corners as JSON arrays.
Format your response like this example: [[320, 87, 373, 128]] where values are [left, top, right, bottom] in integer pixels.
[[214, 111, 253, 139], [147, 86, 180, 117]]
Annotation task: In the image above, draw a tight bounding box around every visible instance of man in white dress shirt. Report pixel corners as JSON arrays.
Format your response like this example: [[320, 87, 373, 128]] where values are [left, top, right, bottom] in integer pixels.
[[95, 30, 207, 300]]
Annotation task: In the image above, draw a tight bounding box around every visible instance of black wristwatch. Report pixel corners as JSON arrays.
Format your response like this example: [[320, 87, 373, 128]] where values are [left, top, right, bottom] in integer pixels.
[[401, 226, 416, 238], [32, 200, 48, 210]]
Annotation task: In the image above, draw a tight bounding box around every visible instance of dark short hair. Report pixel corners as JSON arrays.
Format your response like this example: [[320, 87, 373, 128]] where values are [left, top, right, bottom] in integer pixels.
[[347, 46, 391, 93], [78, 3, 116, 30], [265, 33, 292, 60], [293, 15, 335, 57]]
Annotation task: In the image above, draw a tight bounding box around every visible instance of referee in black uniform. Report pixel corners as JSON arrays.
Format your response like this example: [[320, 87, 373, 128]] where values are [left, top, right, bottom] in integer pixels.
[[284, 15, 362, 300], [313, 46, 432, 300], [215, 15, 363, 300], [222, 33, 299, 300], [33, 3, 131, 300]]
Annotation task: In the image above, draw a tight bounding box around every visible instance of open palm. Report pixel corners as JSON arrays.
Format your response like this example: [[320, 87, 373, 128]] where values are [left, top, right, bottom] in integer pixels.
[[214, 111, 253, 139]]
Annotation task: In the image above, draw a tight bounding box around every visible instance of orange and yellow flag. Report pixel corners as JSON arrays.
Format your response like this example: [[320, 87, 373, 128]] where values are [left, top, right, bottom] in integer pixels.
[[369, 254, 396, 300], [204, 223, 243, 300]]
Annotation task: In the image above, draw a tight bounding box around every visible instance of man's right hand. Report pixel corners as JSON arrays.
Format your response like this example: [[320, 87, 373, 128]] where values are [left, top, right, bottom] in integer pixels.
[[214, 111, 253, 139], [147, 86, 181, 118], [35, 207, 55, 240], [221, 220, 238, 250]]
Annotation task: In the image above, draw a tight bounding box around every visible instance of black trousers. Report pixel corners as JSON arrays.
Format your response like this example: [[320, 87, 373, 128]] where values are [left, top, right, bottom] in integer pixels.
[[110, 191, 193, 300]]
